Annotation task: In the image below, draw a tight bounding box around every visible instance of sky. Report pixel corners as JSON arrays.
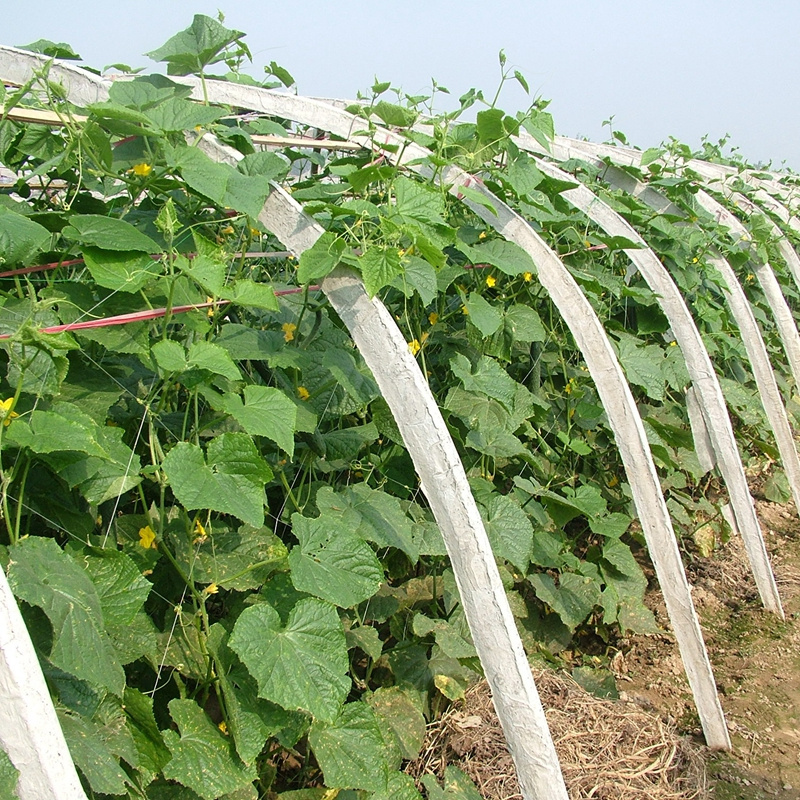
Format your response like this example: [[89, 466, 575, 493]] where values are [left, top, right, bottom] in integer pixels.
[[2, 0, 798, 170]]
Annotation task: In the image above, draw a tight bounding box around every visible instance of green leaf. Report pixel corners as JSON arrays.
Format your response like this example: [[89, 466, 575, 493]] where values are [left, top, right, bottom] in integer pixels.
[[82, 247, 160, 292], [412, 613, 476, 660], [504, 304, 546, 342], [58, 712, 129, 796], [218, 385, 297, 455], [288, 513, 383, 608], [162, 435, 272, 527], [476, 108, 504, 144], [8, 402, 106, 455], [461, 239, 535, 276], [173, 146, 270, 219], [229, 598, 350, 722], [124, 688, 172, 775], [186, 340, 241, 380], [146, 14, 247, 75], [7, 537, 124, 694], [0, 748, 19, 799], [367, 686, 426, 763], [373, 773, 424, 800], [360, 246, 402, 297], [423, 767, 483, 800], [346, 625, 383, 660], [238, 151, 289, 181], [396, 256, 437, 305], [372, 101, 416, 127], [308, 702, 390, 791], [529, 571, 601, 631], [297, 232, 345, 284], [177, 252, 226, 295], [221, 279, 279, 311], [614, 334, 666, 402], [193, 524, 288, 591], [62, 215, 160, 252], [450, 354, 519, 411], [208, 624, 308, 765], [392, 176, 447, 229], [162, 699, 256, 800], [79, 548, 152, 628], [480, 494, 534, 571], [316, 484, 419, 562], [144, 97, 225, 132], [463, 291, 502, 337], [20, 38, 81, 59], [152, 339, 187, 373], [0, 206, 51, 266]]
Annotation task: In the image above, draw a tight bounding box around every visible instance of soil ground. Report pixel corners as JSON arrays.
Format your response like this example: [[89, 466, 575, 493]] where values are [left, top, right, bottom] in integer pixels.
[[616, 494, 800, 799]]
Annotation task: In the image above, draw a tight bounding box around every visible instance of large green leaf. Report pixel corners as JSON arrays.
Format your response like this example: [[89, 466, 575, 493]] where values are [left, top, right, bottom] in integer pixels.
[[7, 537, 124, 694], [162, 434, 272, 527], [192, 524, 288, 591], [316, 484, 419, 562], [59, 712, 130, 796], [367, 686, 426, 763], [123, 688, 172, 775], [529, 571, 601, 631], [78, 548, 152, 628], [218, 385, 297, 456], [146, 14, 247, 75], [288, 513, 383, 608], [186, 340, 241, 380], [162, 700, 255, 800], [0, 205, 51, 266], [360, 246, 403, 297], [173, 146, 270, 219], [82, 247, 160, 292], [308, 702, 390, 791], [459, 239, 535, 276], [296, 232, 345, 284], [229, 598, 350, 722], [463, 291, 502, 337], [62, 215, 160, 252], [480, 494, 534, 572], [208, 624, 308, 766]]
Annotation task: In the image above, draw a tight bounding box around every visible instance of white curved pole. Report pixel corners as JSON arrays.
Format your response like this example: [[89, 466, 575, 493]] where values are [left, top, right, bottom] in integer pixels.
[[0, 49, 731, 750], [525, 147, 783, 616], [0, 568, 88, 800]]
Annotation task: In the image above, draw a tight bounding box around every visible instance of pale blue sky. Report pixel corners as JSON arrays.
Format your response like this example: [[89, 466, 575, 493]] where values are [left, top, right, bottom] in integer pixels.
[[3, 1, 798, 169]]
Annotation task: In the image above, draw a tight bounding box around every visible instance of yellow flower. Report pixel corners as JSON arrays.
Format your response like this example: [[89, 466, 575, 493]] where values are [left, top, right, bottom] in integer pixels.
[[398, 249, 406, 258], [218, 721, 228, 735], [607, 475, 619, 488], [408, 339, 421, 356], [0, 397, 18, 427], [250, 227, 261, 237], [670, 341, 677, 346], [131, 162, 152, 177], [461, 305, 469, 315], [478, 231, 487, 240], [485, 274, 497, 288], [138, 525, 157, 549], [297, 386, 310, 401], [522, 272, 533, 282], [204, 583, 219, 595], [584, 240, 591, 248], [282, 322, 297, 342], [746, 273, 755, 282], [692, 257, 698, 263], [194, 519, 208, 542], [428, 312, 439, 326], [221, 225, 235, 236]]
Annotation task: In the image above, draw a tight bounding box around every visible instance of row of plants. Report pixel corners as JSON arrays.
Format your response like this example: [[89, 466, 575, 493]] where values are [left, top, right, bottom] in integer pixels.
[[0, 13, 797, 800]]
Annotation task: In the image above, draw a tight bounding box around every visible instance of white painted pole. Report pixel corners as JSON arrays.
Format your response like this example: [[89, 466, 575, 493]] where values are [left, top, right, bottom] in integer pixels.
[[0, 567, 88, 800]]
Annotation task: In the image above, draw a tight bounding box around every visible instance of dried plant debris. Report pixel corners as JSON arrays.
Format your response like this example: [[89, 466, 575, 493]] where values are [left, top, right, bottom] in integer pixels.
[[407, 669, 707, 800]]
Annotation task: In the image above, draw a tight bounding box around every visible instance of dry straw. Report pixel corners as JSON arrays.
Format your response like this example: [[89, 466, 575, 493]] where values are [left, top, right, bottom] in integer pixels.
[[407, 670, 707, 800]]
